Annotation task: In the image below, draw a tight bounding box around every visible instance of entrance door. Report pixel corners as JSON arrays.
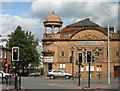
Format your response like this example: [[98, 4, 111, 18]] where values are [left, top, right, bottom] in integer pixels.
[[46, 63, 52, 76], [48, 63, 52, 71], [114, 66, 120, 78]]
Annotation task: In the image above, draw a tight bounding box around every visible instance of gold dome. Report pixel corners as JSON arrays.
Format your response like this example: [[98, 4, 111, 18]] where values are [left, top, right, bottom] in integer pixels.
[[44, 11, 62, 27]]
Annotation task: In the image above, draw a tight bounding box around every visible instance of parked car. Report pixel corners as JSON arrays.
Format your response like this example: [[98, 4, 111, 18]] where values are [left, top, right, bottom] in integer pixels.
[[0, 71, 11, 77], [48, 70, 72, 79], [29, 72, 41, 77]]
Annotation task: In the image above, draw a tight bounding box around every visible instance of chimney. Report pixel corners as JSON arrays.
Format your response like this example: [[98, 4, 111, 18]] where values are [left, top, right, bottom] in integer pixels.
[[114, 25, 117, 33]]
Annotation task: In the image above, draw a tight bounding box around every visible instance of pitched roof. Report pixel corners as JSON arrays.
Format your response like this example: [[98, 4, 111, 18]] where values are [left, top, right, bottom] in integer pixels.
[[66, 18, 99, 27]]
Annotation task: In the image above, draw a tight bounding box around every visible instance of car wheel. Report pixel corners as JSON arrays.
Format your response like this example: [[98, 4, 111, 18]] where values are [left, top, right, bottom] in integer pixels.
[[50, 75, 55, 79], [65, 75, 70, 79], [5, 75, 8, 78]]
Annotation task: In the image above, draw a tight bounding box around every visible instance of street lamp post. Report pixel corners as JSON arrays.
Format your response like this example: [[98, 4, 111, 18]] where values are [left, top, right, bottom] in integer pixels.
[[107, 0, 111, 84]]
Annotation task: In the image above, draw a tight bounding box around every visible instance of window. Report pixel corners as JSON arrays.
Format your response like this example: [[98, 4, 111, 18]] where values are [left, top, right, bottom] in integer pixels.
[[81, 67, 84, 72], [53, 71, 57, 73], [4, 51, 6, 58], [86, 66, 94, 71], [60, 64, 62, 68], [95, 51, 100, 57], [96, 65, 102, 71], [81, 65, 84, 72], [60, 64, 66, 69], [58, 71, 63, 73], [60, 51, 65, 57], [96, 67, 99, 71], [107, 50, 108, 57], [116, 51, 119, 57], [63, 64, 65, 68]]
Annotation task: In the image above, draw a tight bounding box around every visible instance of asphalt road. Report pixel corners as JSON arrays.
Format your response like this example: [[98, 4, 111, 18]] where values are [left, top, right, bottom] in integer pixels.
[[0, 77, 120, 90], [22, 77, 120, 89]]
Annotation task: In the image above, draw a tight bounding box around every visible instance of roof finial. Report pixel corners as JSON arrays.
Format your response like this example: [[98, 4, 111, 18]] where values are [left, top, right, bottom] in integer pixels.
[[52, 11, 55, 14]]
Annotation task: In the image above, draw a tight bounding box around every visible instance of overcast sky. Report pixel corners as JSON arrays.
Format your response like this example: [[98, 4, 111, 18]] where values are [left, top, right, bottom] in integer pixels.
[[0, 0, 119, 42]]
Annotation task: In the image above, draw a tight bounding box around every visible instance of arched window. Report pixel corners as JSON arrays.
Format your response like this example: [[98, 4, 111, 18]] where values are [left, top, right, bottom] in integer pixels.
[[60, 51, 65, 57], [116, 51, 119, 57], [95, 51, 100, 57]]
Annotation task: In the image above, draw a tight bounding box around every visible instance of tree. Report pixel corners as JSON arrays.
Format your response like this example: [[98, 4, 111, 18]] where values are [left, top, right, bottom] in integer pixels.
[[7, 26, 40, 70]]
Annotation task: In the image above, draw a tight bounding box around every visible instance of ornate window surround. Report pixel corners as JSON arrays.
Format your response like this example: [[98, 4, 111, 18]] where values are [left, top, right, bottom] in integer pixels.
[[60, 50, 65, 58]]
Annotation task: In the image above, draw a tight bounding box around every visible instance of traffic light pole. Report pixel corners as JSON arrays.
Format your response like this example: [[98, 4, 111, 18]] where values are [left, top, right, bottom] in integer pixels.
[[71, 50, 74, 80], [78, 63, 81, 86], [12, 47, 19, 90], [14, 61, 18, 90], [88, 62, 90, 88], [19, 74, 21, 89], [78, 52, 83, 86]]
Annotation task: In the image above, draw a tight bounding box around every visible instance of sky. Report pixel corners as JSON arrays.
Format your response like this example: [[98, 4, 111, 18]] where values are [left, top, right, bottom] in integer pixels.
[[0, 0, 119, 42]]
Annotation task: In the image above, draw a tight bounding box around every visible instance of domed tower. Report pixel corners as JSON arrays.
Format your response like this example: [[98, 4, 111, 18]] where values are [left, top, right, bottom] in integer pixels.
[[43, 11, 63, 34]]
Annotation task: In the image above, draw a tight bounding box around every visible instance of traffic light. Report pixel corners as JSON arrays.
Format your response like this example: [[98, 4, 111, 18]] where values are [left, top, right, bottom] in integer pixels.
[[78, 52, 83, 65], [69, 56, 73, 63], [86, 50, 92, 63], [12, 47, 19, 61]]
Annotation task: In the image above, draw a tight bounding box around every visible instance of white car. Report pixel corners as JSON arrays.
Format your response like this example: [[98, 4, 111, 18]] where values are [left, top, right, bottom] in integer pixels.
[[0, 71, 11, 77], [48, 70, 72, 79], [29, 72, 41, 77]]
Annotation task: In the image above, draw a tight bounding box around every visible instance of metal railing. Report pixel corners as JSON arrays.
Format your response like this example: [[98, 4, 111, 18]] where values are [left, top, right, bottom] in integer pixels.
[[1, 73, 21, 90]]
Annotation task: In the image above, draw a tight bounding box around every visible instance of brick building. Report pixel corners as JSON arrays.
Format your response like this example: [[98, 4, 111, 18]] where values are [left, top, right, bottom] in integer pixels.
[[42, 11, 120, 78], [0, 46, 11, 73]]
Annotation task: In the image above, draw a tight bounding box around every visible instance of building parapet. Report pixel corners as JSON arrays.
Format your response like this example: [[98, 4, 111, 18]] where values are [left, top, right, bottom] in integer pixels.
[[43, 33, 71, 40], [111, 33, 120, 40]]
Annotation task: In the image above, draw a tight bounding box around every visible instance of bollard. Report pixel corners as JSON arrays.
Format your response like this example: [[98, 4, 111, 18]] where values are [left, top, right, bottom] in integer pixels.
[[9, 76, 11, 85], [11, 76, 15, 88], [5, 76, 8, 85], [2, 73, 3, 84], [15, 75, 17, 89], [19, 76, 21, 89]]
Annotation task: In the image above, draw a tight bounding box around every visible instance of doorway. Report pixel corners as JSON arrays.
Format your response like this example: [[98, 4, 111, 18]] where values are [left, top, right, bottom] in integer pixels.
[[114, 66, 120, 78], [46, 63, 52, 76], [48, 63, 52, 71]]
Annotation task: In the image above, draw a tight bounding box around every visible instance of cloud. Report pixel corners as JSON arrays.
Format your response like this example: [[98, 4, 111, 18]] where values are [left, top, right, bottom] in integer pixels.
[[31, 1, 118, 28], [1, 0, 13, 2], [0, 0, 35, 2], [1, 14, 43, 41], [0, 0, 119, 2], [1, 1, 118, 42]]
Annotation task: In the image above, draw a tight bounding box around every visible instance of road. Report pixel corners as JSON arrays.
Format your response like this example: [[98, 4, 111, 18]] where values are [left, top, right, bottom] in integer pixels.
[[21, 77, 119, 89], [0, 77, 120, 90]]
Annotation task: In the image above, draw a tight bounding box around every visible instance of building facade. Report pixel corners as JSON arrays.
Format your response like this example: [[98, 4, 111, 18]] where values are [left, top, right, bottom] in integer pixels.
[[0, 46, 11, 73], [0, 35, 9, 48], [42, 11, 120, 78]]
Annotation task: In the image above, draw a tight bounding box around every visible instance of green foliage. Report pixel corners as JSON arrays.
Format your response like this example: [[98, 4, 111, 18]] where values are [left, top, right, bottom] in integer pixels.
[[31, 69, 40, 73], [40, 67, 44, 75], [7, 26, 40, 69], [31, 68, 44, 75]]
